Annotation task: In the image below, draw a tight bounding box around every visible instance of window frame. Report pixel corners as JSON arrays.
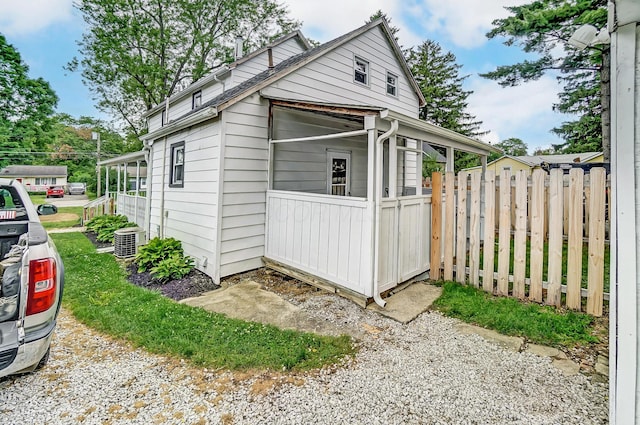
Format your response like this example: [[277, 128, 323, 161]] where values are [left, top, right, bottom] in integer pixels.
[[386, 71, 398, 97], [169, 141, 185, 188], [192, 90, 202, 109], [327, 150, 351, 196], [353, 56, 370, 86]]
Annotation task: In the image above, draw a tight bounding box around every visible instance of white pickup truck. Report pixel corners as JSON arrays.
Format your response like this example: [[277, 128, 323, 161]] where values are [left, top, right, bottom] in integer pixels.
[[0, 179, 64, 378]]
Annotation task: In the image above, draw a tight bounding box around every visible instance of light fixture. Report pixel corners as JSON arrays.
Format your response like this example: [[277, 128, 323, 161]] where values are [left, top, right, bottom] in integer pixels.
[[568, 24, 610, 50]]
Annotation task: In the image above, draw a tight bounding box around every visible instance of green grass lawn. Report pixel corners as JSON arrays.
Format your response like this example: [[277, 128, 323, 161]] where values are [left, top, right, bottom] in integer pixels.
[[433, 281, 599, 347], [52, 232, 354, 371]]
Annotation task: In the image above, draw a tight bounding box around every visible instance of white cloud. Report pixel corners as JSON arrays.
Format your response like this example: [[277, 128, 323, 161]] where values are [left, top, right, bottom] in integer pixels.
[[0, 0, 73, 36], [466, 76, 568, 150], [410, 0, 529, 48]]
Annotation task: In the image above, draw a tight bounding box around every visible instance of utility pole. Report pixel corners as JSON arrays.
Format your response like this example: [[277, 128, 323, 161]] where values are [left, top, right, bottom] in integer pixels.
[[92, 131, 101, 197]]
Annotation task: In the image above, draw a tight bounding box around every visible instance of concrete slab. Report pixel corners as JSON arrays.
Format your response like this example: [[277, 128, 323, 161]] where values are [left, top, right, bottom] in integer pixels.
[[455, 323, 524, 352], [180, 280, 355, 337], [367, 283, 442, 324], [526, 343, 567, 359]]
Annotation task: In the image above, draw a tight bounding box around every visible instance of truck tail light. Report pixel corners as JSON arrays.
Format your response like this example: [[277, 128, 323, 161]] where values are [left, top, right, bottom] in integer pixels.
[[26, 258, 57, 316]]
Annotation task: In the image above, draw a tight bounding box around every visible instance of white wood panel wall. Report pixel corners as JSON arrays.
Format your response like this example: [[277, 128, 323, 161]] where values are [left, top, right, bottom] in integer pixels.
[[265, 190, 372, 295], [219, 94, 270, 277], [262, 26, 420, 118]]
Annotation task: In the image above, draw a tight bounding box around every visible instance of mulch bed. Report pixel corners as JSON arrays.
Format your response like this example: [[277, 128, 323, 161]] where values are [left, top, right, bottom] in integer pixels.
[[83, 231, 220, 301]]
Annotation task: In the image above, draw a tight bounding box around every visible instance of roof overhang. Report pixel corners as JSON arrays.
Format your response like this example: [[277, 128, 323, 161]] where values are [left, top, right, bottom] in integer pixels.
[[99, 150, 146, 166], [141, 106, 218, 144], [378, 109, 501, 156]]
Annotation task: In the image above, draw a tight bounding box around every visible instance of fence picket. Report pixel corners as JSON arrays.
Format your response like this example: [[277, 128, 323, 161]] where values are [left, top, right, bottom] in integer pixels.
[[469, 172, 482, 287], [547, 169, 564, 306], [430, 172, 442, 281], [497, 171, 511, 295], [566, 168, 584, 310], [443, 172, 455, 281], [587, 168, 606, 316], [529, 169, 545, 302], [513, 171, 528, 299], [482, 171, 496, 293], [455, 172, 469, 283]]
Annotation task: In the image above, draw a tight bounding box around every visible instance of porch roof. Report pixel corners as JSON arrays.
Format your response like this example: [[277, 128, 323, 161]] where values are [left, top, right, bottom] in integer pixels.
[[98, 150, 146, 166]]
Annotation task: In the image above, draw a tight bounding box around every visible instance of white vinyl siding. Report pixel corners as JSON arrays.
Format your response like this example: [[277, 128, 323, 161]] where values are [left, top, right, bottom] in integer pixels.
[[261, 26, 420, 117], [147, 118, 221, 278], [219, 93, 270, 277]]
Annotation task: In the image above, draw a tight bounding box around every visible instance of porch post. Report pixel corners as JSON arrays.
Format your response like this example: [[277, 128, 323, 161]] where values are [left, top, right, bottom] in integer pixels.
[[365, 115, 376, 295], [415, 143, 421, 195], [123, 163, 128, 193], [446, 147, 454, 173], [481, 155, 488, 175], [135, 161, 140, 196], [117, 164, 121, 194], [105, 166, 110, 198], [389, 134, 397, 198]]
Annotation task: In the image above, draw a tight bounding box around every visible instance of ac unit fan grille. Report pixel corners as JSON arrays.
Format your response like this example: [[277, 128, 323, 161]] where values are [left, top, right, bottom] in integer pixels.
[[114, 227, 142, 258]]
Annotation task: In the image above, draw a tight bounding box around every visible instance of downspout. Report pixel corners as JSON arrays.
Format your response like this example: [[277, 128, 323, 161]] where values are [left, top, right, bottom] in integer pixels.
[[372, 119, 399, 307], [143, 140, 153, 242], [159, 98, 169, 238]]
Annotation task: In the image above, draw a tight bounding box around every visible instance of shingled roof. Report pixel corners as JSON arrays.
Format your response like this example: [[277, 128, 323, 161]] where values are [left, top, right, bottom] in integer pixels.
[[0, 165, 67, 177]]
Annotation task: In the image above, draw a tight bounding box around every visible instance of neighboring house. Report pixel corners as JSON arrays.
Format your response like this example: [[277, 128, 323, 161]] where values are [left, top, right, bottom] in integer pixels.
[[463, 152, 604, 175], [0, 165, 67, 191], [110, 18, 499, 304]]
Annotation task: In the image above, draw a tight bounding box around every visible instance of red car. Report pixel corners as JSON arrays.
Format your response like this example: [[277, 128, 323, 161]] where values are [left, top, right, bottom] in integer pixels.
[[46, 186, 64, 198]]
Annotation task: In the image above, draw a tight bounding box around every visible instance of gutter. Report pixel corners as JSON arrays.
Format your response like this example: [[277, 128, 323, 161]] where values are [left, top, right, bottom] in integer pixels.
[[372, 119, 399, 308]]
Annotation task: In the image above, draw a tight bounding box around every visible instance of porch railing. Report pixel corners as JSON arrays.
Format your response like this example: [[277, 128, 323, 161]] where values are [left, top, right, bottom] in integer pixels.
[[82, 196, 115, 224], [265, 190, 373, 296], [117, 193, 147, 229]]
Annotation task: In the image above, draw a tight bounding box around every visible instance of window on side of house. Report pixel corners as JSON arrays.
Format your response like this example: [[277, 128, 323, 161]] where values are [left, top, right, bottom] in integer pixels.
[[327, 150, 351, 196], [354, 56, 369, 86], [386, 72, 398, 97], [192, 90, 202, 109], [170, 142, 185, 187]]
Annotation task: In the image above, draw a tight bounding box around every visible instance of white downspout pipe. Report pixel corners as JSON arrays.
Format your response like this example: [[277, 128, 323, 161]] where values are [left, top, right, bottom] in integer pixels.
[[372, 119, 399, 308], [142, 140, 153, 242]]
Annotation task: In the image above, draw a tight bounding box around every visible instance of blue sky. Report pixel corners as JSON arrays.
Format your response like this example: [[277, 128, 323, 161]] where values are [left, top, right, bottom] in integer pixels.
[[0, 0, 572, 152]]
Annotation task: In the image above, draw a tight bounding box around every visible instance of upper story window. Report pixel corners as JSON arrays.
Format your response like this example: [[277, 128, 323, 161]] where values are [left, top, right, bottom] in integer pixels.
[[354, 56, 369, 85], [170, 142, 185, 187], [386, 72, 398, 97], [192, 90, 202, 109]]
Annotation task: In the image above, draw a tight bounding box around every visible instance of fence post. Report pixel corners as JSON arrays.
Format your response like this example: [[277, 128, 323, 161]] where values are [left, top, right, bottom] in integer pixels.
[[443, 172, 455, 281], [430, 172, 442, 281], [497, 170, 511, 296], [587, 168, 606, 316], [566, 168, 584, 310], [529, 169, 545, 302]]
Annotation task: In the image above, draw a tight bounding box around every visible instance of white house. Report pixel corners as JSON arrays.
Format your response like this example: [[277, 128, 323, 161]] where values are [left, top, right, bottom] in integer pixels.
[[112, 18, 499, 305], [0, 165, 67, 192]]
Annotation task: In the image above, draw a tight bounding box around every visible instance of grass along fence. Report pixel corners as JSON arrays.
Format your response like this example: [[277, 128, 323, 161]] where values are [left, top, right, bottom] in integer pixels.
[[430, 168, 608, 317]]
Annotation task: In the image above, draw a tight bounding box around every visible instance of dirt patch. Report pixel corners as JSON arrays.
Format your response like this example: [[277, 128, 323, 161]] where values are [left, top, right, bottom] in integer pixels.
[[84, 231, 113, 249], [39, 213, 79, 223]]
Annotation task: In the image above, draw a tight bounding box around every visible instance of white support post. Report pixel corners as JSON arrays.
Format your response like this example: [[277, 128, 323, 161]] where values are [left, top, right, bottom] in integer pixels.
[[446, 146, 454, 173], [135, 161, 140, 196], [123, 163, 128, 193], [481, 155, 488, 175], [117, 164, 121, 195], [389, 134, 397, 198], [105, 167, 110, 198]]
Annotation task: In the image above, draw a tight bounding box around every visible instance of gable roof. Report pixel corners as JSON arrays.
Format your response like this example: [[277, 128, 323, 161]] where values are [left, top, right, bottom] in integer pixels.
[[486, 152, 604, 168], [0, 165, 67, 177], [143, 18, 425, 141], [143, 31, 312, 119]]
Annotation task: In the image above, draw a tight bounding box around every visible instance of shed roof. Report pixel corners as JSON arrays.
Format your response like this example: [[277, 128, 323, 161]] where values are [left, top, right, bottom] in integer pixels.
[[0, 165, 67, 177]]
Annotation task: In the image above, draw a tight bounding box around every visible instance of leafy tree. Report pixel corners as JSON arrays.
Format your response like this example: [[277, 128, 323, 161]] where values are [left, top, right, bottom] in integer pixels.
[[489, 137, 528, 162], [482, 0, 608, 159], [0, 33, 58, 168], [71, 0, 300, 135]]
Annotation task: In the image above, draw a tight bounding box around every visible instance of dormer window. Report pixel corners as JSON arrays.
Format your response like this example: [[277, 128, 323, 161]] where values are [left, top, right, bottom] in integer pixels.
[[386, 72, 398, 97], [354, 56, 369, 85], [192, 90, 202, 109]]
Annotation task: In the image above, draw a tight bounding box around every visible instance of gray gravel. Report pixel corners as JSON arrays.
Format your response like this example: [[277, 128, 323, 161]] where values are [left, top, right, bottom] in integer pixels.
[[0, 293, 608, 425]]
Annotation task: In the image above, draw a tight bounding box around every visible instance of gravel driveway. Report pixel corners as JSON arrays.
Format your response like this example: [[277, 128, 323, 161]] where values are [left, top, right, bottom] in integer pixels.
[[0, 293, 608, 425]]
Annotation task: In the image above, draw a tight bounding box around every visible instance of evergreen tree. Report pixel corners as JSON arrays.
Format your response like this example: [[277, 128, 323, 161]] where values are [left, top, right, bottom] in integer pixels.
[[482, 0, 608, 159]]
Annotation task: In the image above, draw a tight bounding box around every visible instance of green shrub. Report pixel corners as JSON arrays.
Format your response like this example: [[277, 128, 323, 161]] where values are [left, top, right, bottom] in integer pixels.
[[150, 252, 195, 283], [85, 215, 137, 243], [135, 237, 194, 282]]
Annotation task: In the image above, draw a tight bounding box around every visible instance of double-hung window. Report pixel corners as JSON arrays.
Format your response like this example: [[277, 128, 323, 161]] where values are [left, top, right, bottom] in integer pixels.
[[386, 72, 398, 97], [354, 56, 369, 85], [170, 142, 185, 187], [192, 90, 202, 109]]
